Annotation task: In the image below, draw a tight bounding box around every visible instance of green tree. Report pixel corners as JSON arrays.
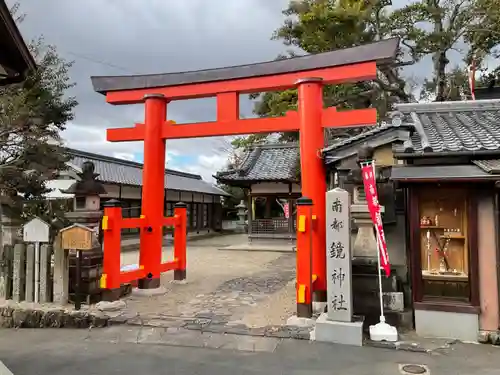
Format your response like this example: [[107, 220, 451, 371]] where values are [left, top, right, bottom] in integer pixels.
[[0, 9, 77, 236], [420, 66, 472, 101], [231, 0, 500, 151]]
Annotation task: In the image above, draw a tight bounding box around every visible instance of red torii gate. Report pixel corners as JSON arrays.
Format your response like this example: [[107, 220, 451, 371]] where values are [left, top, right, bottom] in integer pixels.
[[92, 38, 399, 317]]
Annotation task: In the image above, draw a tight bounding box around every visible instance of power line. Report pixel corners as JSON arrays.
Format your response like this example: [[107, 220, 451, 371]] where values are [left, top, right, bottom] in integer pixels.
[[61, 49, 140, 74], [60, 48, 239, 159]]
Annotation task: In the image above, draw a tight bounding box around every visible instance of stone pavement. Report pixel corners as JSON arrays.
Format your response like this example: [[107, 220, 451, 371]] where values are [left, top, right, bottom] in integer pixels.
[[2, 327, 500, 375], [106, 236, 302, 336], [120, 231, 245, 251]]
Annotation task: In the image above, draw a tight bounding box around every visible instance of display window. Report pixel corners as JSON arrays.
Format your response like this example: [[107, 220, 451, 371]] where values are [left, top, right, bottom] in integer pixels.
[[418, 188, 471, 302]]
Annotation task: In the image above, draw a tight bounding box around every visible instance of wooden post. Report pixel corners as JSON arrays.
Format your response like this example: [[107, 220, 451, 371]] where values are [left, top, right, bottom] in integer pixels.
[[53, 234, 69, 305], [173, 202, 187, 281], [0, 244, 13, 299], [39, 244, 52, 303], [25, 243, 35, 302], [138, 94, 167, 290], [75, 250, 82, 310], [22, 217, 50, 303], [297, 77, 328, 305], [12, 243, 26, 302], [296, 197, 313, 318], [101, 200, 122, 298]]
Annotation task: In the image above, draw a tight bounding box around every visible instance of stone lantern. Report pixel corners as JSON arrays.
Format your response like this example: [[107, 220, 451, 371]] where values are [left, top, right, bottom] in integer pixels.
[[60, 161, 107, 305], [236, 200, 247, 233], [345, 145, 405, 326], [62, 161, 107, 233], [348, 145, 387, 264]]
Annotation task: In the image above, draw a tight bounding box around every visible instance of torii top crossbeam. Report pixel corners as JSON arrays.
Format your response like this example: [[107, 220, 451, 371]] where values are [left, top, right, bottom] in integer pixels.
[[91, 38, 399, 101], [90, 38, 399, 314]]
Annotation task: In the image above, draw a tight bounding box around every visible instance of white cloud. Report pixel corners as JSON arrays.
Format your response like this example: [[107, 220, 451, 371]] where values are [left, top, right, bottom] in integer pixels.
[[168, 153, 230, 183], [61, 122, 231, 182], [13, 0, 436, 185], [113, 152, 135, 161]]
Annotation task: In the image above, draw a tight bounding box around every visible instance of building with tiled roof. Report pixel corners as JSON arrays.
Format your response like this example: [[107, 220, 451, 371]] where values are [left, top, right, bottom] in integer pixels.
[[0, 0, 36, 85], [215, 143, 299, 186], [215, 143, 301, 242], [65, 148, 228, 196], [324, 99, 500, 342], [322, 99, 500, 181], [49, 148, 228, 235], [218, 99, 500, 341]]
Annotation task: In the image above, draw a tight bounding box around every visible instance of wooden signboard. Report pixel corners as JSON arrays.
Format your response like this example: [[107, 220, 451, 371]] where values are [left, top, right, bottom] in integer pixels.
[[60, 224, 94, 251], [23, 217, 50, 243]]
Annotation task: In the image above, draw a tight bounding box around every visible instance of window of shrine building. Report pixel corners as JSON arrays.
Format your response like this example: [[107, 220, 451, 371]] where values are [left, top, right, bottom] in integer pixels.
[[418, 187, 471, 303]]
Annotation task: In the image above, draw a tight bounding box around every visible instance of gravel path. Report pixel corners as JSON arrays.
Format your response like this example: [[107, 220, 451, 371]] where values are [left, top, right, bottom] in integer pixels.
[[117, 242, 297, 328]]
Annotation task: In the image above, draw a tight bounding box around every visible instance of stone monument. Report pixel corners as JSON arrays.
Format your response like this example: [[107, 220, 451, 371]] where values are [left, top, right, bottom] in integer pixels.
[[314, 188, 364, 346], [60, 161, 107, 305]]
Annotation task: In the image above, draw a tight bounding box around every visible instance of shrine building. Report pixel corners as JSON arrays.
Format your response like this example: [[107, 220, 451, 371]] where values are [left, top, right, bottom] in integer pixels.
[[216, 98, 500, 343]]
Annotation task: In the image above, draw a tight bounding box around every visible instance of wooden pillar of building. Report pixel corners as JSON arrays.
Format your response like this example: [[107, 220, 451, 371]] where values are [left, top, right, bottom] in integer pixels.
[[288, 197, 295, 235], [265, 196, 272, 218], [247, 194, 253, 236]]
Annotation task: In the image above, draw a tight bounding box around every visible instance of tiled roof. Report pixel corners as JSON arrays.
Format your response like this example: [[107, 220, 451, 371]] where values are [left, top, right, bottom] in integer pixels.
[[394, 99, 500, 155], [472, 159, 500, 174], [215, 143, 299, 184], [391, 164, 499, 181], [322, 117, 406, 153], [66, 148, 228, 196]]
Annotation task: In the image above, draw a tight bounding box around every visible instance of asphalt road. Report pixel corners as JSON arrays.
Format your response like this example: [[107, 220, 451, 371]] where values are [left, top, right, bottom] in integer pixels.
[[1, 327, 500, 375]]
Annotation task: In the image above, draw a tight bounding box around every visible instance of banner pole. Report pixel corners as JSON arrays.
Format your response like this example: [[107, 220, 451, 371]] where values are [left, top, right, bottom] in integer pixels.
[[375, 228, 385, 322], [371, 160, 385, 322]]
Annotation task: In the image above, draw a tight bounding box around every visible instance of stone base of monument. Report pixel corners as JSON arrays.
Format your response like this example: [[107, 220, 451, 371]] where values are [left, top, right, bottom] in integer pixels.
[[313, 301, 327, 314], [313, 313, 364, 346], [286, 315, 316, 328], [369, 317, 398, 342]]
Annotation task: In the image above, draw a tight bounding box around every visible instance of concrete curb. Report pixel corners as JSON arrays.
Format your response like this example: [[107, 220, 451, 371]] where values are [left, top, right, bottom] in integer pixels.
[[0, 304, 493, 353], [0, 305, 109, 329], [0, 361, 14, 375], [0, 360, 14, 375], [363, 339, 432, 352]]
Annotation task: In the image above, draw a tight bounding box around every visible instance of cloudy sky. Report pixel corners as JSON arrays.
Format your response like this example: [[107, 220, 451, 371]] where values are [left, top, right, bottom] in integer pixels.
[[12, 0, 478, 183], [10, 0, 293, 182]]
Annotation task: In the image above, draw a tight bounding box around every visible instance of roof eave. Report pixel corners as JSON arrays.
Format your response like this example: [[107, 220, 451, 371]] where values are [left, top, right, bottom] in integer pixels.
[[215, 177, 299, 186], [0, 0, 36, 79], [394, 150, 500, 159]]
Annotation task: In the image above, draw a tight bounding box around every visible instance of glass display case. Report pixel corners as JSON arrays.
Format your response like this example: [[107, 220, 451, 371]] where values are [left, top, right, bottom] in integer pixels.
[[419, 188, 470, 302]]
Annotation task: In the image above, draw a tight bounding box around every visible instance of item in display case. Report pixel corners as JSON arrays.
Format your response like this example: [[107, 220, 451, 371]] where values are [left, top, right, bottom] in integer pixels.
[[419, 191, 468, 276], [420, 216, 432, 226], [418, 188, 470, 301], [426, 230, 431, 271]]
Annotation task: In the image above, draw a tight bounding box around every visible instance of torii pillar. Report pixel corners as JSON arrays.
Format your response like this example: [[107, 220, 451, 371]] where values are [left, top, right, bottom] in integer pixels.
[[90, 38, 399, 315], [296, 77, 328, 305]]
